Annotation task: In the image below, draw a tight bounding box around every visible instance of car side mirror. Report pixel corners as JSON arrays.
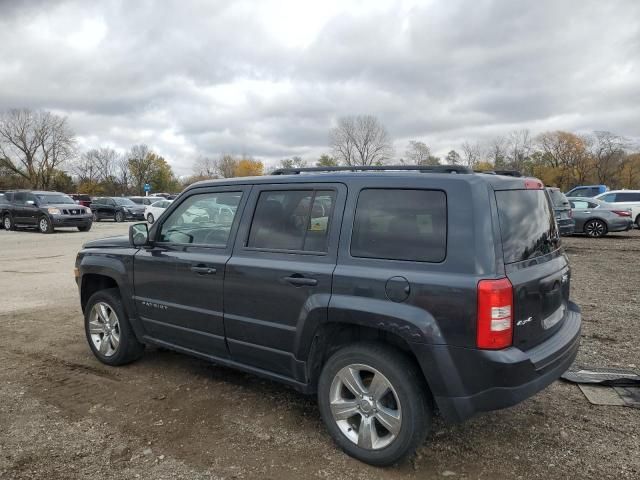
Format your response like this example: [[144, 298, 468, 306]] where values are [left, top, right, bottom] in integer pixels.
[[26, 200, 36, 206], [129, 222, 150, 247]]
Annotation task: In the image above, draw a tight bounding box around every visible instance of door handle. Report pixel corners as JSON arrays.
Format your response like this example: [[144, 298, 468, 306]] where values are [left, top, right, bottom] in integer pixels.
[[284, 275, 318, 287], [191, 265, 217, 275]]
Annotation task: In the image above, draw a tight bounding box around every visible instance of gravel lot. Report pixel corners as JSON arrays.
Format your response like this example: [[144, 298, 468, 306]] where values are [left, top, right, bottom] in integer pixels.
[[0, 223, 638, 479]]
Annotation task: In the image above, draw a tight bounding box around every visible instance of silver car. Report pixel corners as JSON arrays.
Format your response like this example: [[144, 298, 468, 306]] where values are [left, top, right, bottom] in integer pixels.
[[567, 197, 633, 237]]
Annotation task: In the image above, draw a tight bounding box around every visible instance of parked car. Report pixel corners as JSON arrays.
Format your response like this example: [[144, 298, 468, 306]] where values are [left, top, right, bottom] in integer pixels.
[[593, 190, 640, 229], [128, 196, 165, 206], [0, 193, 8, 229], [144, 199, 173, 224], [565, 184, 608, 198], [91, 197, 146, 222], [546, 187, 574, 235], [1, 190, 92, 233], [75, 165, 581, 466], [567, 197, 633, 237], [69, 193, 93, 208]]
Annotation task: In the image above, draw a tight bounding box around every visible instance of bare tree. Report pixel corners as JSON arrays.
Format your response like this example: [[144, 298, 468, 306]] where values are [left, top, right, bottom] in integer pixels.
[[404, 140, 439, 165], [590, 131, 627, 186], [487, 136, 507, 167], [72, 150, 102, 185], [193, 156, 219, 178], [505, 129, 533, 171], [331, 115, 393, 166], [445, 150, 461, 165], [460, 141, 482, 168], [116, 155, 130, 195], [279, 156, 307, 169], [0, 109, 75, 189], [215, 154, 239, 178]]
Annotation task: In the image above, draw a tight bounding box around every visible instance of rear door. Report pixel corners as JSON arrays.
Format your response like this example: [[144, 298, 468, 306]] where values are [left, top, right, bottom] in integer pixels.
[[495, 188, 569, 350], [12, 192, 29, 224], [224, 183, 345, 379]]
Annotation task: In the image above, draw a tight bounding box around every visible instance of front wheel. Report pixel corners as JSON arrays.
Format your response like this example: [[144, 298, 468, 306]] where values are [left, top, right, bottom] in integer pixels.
[[93, 212, 100, 222], [317, 343, 431, 466], [38, 216, 54, 234], [3, 214, 15, 231], [114, 211, 124, 223], [147, 213, 155, 224], [84, 288, 145, 366], [584, 219, 607, 238]]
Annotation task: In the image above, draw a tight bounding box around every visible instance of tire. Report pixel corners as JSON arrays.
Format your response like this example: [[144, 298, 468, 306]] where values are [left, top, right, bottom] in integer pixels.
[[78, 223, 92, 232], [147, 213, 154, 224], [114, 211, 125, 223], [84, 288, 144, 366], [38, 216, 54, 234], [584, 219, 607, 238], [317, 342, 431, 466], [93, 212, 100, 222], [3, 214, 15, 231], [635, 215, 640, 229]]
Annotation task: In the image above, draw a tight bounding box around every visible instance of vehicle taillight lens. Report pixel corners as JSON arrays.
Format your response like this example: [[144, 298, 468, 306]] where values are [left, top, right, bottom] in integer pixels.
[[612, 210, 631, 217], [477, 278, 513, 349]]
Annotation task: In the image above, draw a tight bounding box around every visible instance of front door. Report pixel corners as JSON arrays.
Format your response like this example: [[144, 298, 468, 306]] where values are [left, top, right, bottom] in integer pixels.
[[133, 186, 249, 357], [224, 183, 346, 380]]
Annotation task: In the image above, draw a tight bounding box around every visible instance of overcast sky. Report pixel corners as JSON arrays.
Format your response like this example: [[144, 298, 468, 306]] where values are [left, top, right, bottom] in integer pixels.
[[1, 0, 638, 175]]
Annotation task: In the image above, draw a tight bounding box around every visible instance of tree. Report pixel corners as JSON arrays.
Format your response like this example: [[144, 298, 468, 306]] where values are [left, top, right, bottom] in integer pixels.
[[330, 115, 393, 166], [590, 131, 627, 186], [536, 131, 592, 189], [148, 155, 179, 192], [505, 129, 533, 172], [234, 157, 263, 177], [487, 136, 507, 167], [445, 150, 461, 165], [50, 169, 75, 192], [279, 156, 307, 169], [316, 154, 338, 167], [193, 156, 219, 179], [0, 109, 75, 189], [215, 154, 239, 178], [619, 153, 640, 189], [127, 145, 153, 194], [404, 141, 439, 165], [460, 141, 482, 168]]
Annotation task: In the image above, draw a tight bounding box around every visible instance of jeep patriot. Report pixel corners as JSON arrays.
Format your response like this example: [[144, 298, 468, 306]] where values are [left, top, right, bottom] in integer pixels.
[[75, 165, 581, 465]]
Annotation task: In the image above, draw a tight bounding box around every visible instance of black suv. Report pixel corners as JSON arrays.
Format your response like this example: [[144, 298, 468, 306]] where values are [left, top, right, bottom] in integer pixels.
[[75, 166, 581, 466], [91, 197, 146, 222], [2, 190, 92, 233]]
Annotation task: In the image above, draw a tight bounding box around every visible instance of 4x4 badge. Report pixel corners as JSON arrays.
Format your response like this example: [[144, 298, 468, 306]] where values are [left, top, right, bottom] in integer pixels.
[[516, 317, 533, 326]]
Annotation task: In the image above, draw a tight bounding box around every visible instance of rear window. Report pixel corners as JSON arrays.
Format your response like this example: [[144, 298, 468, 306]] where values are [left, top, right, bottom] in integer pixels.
[[547, 189, 569, 207], [495, 190, 560, 264], [351, 189, 447, 262]]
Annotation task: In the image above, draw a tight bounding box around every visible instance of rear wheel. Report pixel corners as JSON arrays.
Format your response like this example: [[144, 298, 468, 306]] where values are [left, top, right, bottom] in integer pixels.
[[114, 211, 124, 223], [38, 216, 54, 234], [584, 219, 607, 238], [317, 343, 431, 466], [635, 215, 640, 229], [3, 214, 15, 231], [93, 212, 100, 222], [147, 213, 155, 224], [84, 288, 144, 366]]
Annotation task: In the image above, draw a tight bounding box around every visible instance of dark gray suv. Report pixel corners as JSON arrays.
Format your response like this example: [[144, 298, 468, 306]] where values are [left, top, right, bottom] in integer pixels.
[[75, 166, 581, 466]]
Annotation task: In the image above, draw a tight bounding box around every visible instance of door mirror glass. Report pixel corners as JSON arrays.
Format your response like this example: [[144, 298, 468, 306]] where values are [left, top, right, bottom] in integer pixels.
[[26, 200, 36, 206], [129, 222, 149, 247]]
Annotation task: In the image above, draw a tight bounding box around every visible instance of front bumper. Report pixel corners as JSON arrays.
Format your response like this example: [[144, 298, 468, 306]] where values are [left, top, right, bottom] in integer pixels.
[[411, 301, 581, 423], [51, 215, 93, 227], [124, 211, 145, 220]]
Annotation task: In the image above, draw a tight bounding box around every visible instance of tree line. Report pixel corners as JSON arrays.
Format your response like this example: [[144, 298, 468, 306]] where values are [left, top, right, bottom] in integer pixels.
[[2, 109, 639, 194]]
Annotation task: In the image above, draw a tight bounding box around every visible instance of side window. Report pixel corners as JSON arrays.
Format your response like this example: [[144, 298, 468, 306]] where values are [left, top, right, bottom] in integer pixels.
[[571, 201, 589, 209], [599, 193, 616, 203], [14, 192, 26, 204], [588, 201, 599, 208], [570, 188, 587, 197], [26, 193, 37, 204], [617, 192, 640, 202], [158, 191, 242, 246], [351, 189, 447, 262], [247, 190, 336, 252]]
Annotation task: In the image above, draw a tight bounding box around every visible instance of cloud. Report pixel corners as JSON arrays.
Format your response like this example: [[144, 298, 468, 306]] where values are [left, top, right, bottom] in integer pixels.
[[0, 0, 638, 174]]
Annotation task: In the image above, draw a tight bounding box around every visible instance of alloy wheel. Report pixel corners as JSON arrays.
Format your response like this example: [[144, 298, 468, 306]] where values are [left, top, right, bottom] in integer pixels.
[[585, 220, 605, 237], [88, 302, 121, 357], [3, 216, 10, 229], [329, 364, 402, 450], [39, 218, 49, 233]]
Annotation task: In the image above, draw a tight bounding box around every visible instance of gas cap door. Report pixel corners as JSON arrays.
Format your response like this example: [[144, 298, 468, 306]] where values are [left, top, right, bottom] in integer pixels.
[[385, 276, 410, 303]]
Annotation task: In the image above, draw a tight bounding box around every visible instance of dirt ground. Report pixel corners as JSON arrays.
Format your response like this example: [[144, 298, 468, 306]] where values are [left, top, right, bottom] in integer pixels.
[[0, 223, 638, 479]]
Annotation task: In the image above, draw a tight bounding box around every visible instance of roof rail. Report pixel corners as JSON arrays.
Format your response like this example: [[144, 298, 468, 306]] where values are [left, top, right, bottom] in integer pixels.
[[493, 170, 523, 177], [271, 165, 473, 175]]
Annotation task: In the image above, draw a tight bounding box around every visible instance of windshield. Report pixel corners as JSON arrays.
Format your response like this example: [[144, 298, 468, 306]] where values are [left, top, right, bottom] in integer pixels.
[[35, 193, 75, 205], [495, 189, 560, 264], [114, 197, 136, 206]]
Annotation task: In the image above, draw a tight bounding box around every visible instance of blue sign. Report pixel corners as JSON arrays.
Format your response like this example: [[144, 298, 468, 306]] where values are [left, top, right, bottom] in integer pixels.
[[144, 183, 151, 192]]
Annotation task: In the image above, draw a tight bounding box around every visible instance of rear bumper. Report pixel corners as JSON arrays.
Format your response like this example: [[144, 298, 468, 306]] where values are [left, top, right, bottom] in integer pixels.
[[557, 218, 575, 236], [411, 301, 581, 423], [609, 218, 633, 232]]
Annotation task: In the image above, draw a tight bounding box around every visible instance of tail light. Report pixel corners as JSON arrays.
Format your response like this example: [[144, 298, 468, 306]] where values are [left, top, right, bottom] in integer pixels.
[[477, 278, 513, 349], [612, 210, 631, 217]]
